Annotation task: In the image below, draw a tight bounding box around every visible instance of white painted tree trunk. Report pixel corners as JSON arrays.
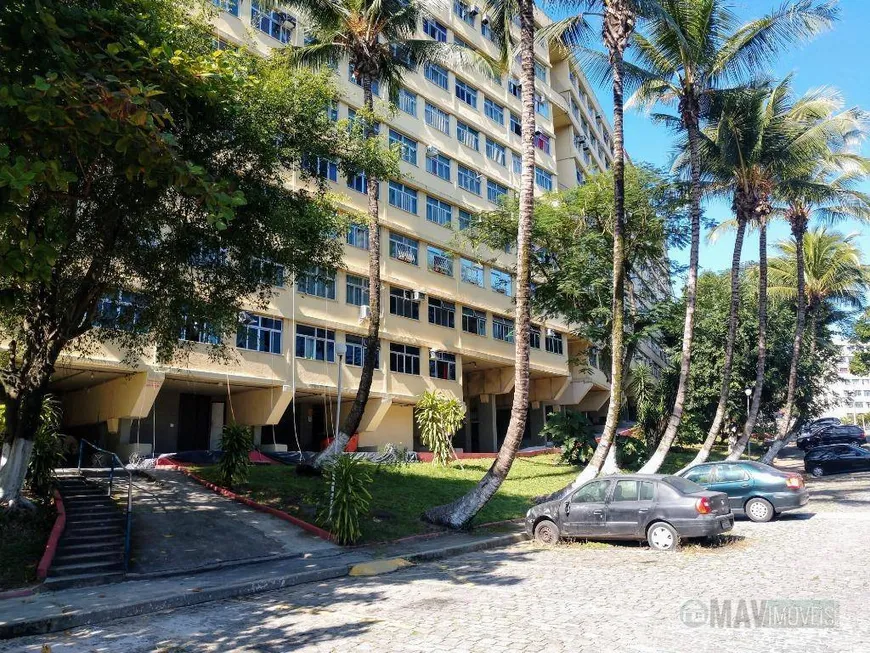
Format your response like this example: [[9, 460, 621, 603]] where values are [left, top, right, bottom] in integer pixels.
[[0, 439, 35, 508], [600, 442, 620, 474]]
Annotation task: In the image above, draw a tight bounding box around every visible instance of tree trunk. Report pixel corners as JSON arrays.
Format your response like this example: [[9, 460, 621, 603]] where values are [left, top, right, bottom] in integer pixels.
[[423, 0, 536, 528], [315, 73, 381, 466], [763, 217, 808, 463], [638, 114, 702, 474], [730, 217, 769, 461], [0, 438, 35, 508], [683, 214, 748, 470]]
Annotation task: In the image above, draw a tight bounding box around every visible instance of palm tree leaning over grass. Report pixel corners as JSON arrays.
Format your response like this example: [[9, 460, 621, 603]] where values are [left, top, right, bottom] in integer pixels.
[[761, 228, 870, 462], [624, 0, 837, 474], [423, 0, 538, 528], [282, 0, 494, 465]]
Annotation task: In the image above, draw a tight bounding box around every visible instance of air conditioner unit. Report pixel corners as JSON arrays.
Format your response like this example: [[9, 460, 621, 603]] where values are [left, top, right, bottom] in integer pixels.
[[278, 14, 297, 30], [482, 15, 490, 24], [546, 328, 557, 337], [359, 305, 372, 321], [426, 145, 440, 157], [412, 289, 424, 301], [534, 129, 542, 137], [470, 5, 480, 15]]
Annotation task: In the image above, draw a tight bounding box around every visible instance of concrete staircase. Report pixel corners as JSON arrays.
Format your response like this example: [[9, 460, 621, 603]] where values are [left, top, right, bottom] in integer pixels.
[[48, 473, 127, 589]]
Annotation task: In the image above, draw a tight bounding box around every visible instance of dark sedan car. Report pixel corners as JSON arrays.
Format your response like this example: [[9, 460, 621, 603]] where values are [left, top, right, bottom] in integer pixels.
[[805, 444, 870, 477], [678, 461, 808, 522], [797, 424, 866, 450], [525, 474, 733, 551]]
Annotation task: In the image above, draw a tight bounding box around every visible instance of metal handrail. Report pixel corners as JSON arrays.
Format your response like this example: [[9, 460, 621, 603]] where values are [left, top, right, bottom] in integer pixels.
[[77, 439, 133, 573]]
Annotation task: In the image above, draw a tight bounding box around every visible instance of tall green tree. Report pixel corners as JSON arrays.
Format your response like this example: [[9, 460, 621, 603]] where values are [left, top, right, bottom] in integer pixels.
[[0, 0, 363, 506], [621, 0, 837, 473], [280, 0, 491, 465]]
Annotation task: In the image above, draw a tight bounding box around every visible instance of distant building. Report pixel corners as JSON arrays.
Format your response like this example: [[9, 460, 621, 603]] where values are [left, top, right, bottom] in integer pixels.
[[823, 336, 870, 423]]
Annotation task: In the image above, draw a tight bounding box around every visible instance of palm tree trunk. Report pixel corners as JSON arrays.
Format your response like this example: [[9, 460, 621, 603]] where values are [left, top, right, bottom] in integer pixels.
[[423, 0, 536, 528], [683, 214, 747, 470], [730, 217, 769, 461], [762, 217, 807, 463], [638, 114, 702, 474], [315, 74, 381, 465]]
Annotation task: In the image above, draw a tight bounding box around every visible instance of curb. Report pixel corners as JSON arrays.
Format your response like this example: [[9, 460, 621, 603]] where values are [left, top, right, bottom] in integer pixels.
[[36, 490, 65, 581], [401, 532, 529, 563]]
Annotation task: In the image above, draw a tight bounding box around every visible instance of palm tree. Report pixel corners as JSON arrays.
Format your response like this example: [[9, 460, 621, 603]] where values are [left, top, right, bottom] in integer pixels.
[[281, 0, 492, 464], [761, 227, 870, 462], [625, 0, 837, 474], [423, 0, 540, 528]]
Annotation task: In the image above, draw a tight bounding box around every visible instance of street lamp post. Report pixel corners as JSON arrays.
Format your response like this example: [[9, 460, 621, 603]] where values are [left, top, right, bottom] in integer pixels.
[[335, 342, 347, 440], [744, 387, 753, 457]]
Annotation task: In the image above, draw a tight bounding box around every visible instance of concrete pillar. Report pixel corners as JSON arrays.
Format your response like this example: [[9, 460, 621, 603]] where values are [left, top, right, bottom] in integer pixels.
[[479, 394, 498, 452], [529, 403, 547, 446]]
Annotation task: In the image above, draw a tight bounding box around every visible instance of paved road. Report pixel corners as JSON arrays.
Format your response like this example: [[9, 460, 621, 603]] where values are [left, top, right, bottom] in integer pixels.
[[5, 466, 870, 652]]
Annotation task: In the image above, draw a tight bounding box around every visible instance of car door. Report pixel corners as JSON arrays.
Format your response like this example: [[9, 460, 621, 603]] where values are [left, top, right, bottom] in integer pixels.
[[853, 447, 870, 472], [605, 479, 655, 537], [563, 480, 611, 537], [709, 464, 752, 511]]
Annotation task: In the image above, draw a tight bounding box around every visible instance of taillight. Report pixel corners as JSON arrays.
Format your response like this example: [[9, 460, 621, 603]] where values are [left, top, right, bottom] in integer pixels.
[[786, 475, 804, 490], [695, 497, 712, 514]]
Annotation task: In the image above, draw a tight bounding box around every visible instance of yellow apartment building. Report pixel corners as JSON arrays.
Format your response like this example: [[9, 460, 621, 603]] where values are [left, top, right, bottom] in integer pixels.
[[49, 0, 670, 459]]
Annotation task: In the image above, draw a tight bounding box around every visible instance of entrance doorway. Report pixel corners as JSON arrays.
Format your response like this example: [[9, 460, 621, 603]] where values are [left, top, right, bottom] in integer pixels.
[[177, 393, 212, 451]]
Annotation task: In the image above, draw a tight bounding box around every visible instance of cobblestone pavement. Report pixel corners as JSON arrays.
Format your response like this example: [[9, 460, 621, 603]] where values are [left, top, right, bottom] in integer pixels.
[[5, 459, 870, 652]]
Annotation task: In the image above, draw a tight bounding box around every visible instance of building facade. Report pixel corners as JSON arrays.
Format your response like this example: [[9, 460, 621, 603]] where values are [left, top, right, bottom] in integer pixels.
[[823, 337, 870, 424], [49, 1, 669, 459]]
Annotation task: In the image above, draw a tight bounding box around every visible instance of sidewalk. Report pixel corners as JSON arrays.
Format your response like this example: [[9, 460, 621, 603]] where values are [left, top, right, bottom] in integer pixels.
[[0, 523, 528, 639]]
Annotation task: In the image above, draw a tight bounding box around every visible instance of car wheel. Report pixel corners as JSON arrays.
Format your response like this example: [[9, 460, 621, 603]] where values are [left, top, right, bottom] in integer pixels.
[[810, 465, 825, 478], [745, 497, 774, 523], [647, 522, 679, 551], [533, 519, 560, 545]]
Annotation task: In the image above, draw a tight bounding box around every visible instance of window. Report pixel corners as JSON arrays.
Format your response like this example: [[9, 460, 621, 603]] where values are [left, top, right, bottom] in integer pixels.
[[458, 165, 481, 194], [512, 151, 522, 174], [572, 480, 610, 503], [534, 132, 551, 154], [390, 286, 420, 319], [303, 155, 338, 182], [535, 167, 553, 191], [545, 330, 563, 355], [535, 95, 550, 118], [251, 3, 294, 43], [491, 269, 513, 296], [347, 171, 368, 194], [510, 112, 521, 136], [534, 60, 547, 82], [576, 167, 585, 185], [190, 244, 227, 267], [493, 315, 514, 342], [398, 88, 417, 116], [428, 298, 456, 328], [180, 316, 220, 345], [456, 121, 480, 150], [484, 98, 504, 125], [346, 222, 369, 250], [508, 77, 521, 99], [454, 0, 475, 25], [427, 245, 454, 276], [96, 291, 143, 331], [713, 464, 750, 483], [238, 313, 283, 354], [253, 258, 285, 287], [388, 180, 418, 214], [461, 258, 484, 286], [486, 138, 506, 166], [346, 274, 369, 307], [481, 20, 494, 41], [458, 209, 473, 230], [297, 267, 336, 299], [389, 130, 417, 165], [424, 63, 449, 89], [530, 326, 541, 349], [294, 324, 334, 361], [462, 307, 487, 336], [423, 18, 448, 42], [487, 180, 508, 204], [430, 351, 457, 380], [683, 465, 714, 484], [454, 36, 472, 49], [426, 196, 452, 226], [425, 102, 450, 133], [345, 334, 378, 368], [455, 79, 478, 108], [348, 63, 380, 95], [390, 43, 413, 66], [213, 0, 239, 16], [427, 152, 451, 180], [390, 343, 421, 375], [389, 232, 419, 265]]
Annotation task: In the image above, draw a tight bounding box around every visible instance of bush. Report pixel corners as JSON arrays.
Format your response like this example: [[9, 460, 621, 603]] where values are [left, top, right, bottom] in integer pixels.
[[218, 424, 253, 488], [318, 456, 372, 545], [541, 410, 596, 466], [616, 433, 647, 470], [26, 397, 65, 502], [415, 391, 466, 465]]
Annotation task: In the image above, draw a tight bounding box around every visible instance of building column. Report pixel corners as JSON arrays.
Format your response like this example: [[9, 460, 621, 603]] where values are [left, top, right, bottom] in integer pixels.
[[479, 394, 498, 453], [528, 403, 547, 446]]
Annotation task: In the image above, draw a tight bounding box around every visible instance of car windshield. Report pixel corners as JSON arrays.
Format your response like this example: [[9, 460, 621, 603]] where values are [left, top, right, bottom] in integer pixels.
[[662, 476, 705, 495]]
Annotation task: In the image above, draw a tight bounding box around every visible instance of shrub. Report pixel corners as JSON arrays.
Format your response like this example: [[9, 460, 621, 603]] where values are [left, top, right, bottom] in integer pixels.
[[616, 433, 647, 470], [218, 424, 253, 488], [541, 410, 596, 466], [318, 455, 372, 545], [415, 391, 466, 465], [26, 397, 65, 502]]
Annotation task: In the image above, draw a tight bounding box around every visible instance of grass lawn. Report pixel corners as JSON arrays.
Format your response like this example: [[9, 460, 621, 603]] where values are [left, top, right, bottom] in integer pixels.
[[193, 454, 582, 543], [0, 503, 54, 590]]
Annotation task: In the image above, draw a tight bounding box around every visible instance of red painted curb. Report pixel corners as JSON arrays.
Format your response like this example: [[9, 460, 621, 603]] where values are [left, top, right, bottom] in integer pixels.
[[37, 490, 66, 581], [171, 466, 334, 542]]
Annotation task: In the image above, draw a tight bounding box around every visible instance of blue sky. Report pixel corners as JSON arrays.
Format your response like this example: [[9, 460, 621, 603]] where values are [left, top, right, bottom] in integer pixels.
[[563, 0, 870, 278]]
